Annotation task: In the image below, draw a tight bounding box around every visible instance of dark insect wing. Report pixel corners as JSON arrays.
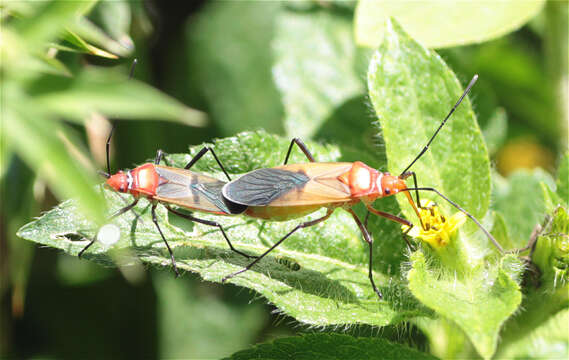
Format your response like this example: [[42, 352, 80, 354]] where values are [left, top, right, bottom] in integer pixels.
[[223, 168, 310, 206], [223, 163, 353, 207]]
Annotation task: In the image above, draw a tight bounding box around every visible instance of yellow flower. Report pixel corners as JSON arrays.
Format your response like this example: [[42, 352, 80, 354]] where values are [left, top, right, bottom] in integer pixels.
[[402, 200, 466, 249]]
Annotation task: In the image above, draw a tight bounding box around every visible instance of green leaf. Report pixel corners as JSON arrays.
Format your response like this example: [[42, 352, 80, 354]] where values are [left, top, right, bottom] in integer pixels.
[[532, 206, 569, 290], [18, 131, 429, 327], [497, 208, 569, 355], [227, 333, 437, 360], [15, 0, 97, 49], [58, 29, 119, 59], [542, 182, 564, 214], [27, 68, 206, 126], [491, 211, 514, 250], [184, 1, 283, 135], [408, 252, 523, 359], [4, 85, 105, 224], [67, 16, 133, 58], [413, 317, 476, 359], [367, 21, 524, 359], [556, 152, 568, 205], [272, 9, 364, 138], [90, 0, 132, 42], [498, 308, 569, 359], [72, 1, 134, 57], [154, 273, 266, 359], [355, 0, 545, 49], [367, 19, 491, 226], [492, 169, 554, 248], [481, 108, 508, 156]]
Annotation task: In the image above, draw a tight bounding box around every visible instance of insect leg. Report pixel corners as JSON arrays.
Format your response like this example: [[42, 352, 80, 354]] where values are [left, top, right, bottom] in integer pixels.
[[346, 209, 383, 299], [283, 138, 316, 164], [221, 208, 334, 282], [400, 171, 422, 209], [165, 205, 256, 259], [151, 203, 180, 277], [78, 198, 140, 258], [154, 149, 170, 166], [184, 147, 232, 181], [366, 206, 415, 250], [104, 123, 116, 176]]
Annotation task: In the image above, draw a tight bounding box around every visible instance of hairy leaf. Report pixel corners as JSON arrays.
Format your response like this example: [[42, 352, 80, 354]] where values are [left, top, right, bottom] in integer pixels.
[[227, 333, 436, 360], [368, 20, 523, 359], [408, 252, 523, 359], [498, 308, 569, 359]]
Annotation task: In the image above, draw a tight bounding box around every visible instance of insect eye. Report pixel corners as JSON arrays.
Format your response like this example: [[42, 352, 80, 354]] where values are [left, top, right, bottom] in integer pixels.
[[385, 188, 391, 195]]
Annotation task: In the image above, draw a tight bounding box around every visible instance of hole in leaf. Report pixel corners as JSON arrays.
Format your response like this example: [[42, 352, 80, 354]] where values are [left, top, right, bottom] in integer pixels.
[[57, 233, 86, 242]]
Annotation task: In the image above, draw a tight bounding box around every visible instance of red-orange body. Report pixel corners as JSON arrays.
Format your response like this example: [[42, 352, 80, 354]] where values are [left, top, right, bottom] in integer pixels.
[[222, 161, 417, 221], [106, 163, 236, 215]]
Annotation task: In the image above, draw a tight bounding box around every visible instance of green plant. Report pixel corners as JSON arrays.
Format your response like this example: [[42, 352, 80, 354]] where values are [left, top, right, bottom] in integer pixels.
[[8, 1, 568, 359]]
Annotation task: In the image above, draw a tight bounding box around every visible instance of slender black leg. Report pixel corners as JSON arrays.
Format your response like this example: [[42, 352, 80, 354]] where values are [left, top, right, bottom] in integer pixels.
[[78, 199, 140, 258], [184, 147, 232, 181], [151, 204, 180, 277], [401, 224, 414, 250], [165, 205, 256, 259], [222, 209, 334, 282], [105, 123, 116, 176], [78, 238, 97, 258], [283, 138, 316, 164], [346, 209, 382, 300], [154, 149, 169, 166]]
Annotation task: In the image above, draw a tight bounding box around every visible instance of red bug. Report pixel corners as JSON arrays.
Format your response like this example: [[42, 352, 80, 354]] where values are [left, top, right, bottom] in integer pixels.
[[79, 128, 250, 276], [219, 75, 504, 299], [78, 60, 249, 275]]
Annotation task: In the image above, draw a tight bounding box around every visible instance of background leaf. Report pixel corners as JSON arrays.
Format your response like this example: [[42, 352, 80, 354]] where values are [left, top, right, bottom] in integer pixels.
[[4, 86, 104, 223], [492, 169, 554, 248], [28, 68, 206, 126], [498, 307, 569, 359], [556, 152, 568, 205], [408, 252, 523, 359], [228, 333, 437, 360], [183, 1, 284, 135], [355, 0, 545, 48], [272, 8, 364, 138]]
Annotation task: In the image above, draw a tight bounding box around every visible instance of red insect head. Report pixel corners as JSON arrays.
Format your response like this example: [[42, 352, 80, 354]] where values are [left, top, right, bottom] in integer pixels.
[[106, 171, 129, 193], [380, 173, 408, 196]]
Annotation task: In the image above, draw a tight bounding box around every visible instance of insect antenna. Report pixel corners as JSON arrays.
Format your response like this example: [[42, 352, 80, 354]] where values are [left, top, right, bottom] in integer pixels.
[[104, 59, 138, 176], [399, 74, 478, 176]]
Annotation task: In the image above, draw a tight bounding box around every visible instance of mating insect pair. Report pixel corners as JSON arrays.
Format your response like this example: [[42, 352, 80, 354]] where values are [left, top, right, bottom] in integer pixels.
[[80, 74, 504, 299]]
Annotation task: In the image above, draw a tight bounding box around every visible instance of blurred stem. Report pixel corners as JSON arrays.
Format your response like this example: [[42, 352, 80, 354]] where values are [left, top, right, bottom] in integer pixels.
[[545, 0, 568, 150]]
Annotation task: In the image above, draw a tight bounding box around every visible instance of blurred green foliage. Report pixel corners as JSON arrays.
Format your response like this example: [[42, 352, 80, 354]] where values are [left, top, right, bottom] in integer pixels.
[[3, 1, 568, 359]]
